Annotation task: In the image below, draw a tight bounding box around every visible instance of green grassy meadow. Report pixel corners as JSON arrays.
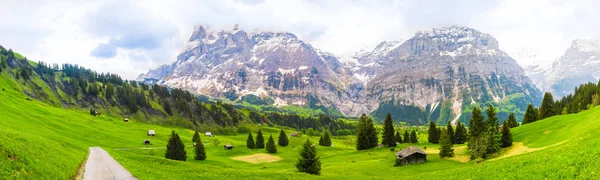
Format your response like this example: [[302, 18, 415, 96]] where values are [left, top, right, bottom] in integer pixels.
[[1, 67, 600, 179]]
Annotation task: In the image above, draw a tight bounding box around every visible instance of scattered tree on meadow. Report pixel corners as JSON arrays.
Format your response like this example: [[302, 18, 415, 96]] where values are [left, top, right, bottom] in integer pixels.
[[356, 114, 378, 150], [256, 129, 265, 148], [296, 139, 321, 175], [454, 121, 467, 144], [428, 121, 439, 144], [403, 131, 410, 143], [193, 131, 201, 143], [278, 129, 289, 146], [500, 120, 513, 148], [439, 128, 454, 158], [319, 131, 332, 146], [410, 130, 418, 143], [246, 132, 256, 149], [394, 131, 402, 144], [446, 121, 455, 144], [194, 136, 206, 160], [507, 112, 518, 128], [266, 135, 277, 153], [468, 107, 488, 160], [485, 105, 501, 154], [522, 104, 538, 124], [382, 113, 396, 147], [539, 92, 555, 119], [165, 131, 187, 161]]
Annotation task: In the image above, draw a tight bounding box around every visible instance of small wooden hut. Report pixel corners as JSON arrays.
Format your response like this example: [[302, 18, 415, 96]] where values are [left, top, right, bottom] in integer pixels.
[[291, 132, 299, 137], [395, 146, 427, 166], [223, 144, 233, 150], [148, 130, 155, 136]]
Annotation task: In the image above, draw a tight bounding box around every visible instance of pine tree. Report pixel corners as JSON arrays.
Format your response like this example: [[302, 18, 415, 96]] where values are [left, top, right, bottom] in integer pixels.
[[394, 131, 402, 144], [428, 121, 439, 144], [410, 130, 418, 143], [539, 92, 555, 119], [296, 139, 321, 175], [507, 112, 518, 128], [403, 131, 410, 143], [485, 105, 500, 154], [194, 136, 206, 160], [366, 117, 378, 148], [165, 131, 187, 161], [382, 113, 396, 147], [523, 104, 537, 124], [446, 121, 455, 144], [246, 132, 256, 149], [319, 131, 332, 146], [255, 129, 265, 148], [278, 129, 289, 146], [266, 135, 277, 153], [501, 120, 513, 148], [356, 114, 370, 150], [439, 128, 454, 158], [454, 121, 467, 144], [192, 131, 201, 143], [468, 106, 487, 160]]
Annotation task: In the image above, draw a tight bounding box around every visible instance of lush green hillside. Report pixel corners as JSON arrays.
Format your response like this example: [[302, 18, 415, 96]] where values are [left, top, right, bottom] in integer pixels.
[[1, 47, 599, 179], [3, 61, 600, 179]]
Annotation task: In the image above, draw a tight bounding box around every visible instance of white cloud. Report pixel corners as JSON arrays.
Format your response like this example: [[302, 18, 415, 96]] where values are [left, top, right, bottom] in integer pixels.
[[0, 0, 599, 79]]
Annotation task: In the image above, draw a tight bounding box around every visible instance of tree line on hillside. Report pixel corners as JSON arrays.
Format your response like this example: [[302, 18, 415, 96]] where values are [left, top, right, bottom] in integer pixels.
[[0, 46, 356, 134], [356, 113, 419, 151], [250, 112, 357, 136], [523, 83, 600, 124]]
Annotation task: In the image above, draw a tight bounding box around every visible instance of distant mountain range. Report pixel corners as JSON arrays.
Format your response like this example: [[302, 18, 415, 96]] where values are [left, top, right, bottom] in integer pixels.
[[525, 39, 600, 98], [138, 25, 542, 125]]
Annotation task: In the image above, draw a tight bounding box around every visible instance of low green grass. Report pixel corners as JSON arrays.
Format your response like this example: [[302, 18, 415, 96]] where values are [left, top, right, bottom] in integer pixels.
[[1, 68, 600, 179]]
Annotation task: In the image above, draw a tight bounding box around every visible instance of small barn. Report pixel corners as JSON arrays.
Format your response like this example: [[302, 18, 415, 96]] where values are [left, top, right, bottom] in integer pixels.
[[223, 144, 233, 150], [395, 146, 427, 166], [148, 130, 155, 136], [205, 132, 213, 137], [291, 132, 299, 137], [123, 118, 129, 122]]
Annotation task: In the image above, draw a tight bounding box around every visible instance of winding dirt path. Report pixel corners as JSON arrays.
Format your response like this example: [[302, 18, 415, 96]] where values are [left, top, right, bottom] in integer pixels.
[[83, 147, 138, 180]]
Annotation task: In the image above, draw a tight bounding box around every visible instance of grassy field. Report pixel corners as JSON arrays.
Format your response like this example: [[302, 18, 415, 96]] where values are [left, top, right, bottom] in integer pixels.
[[1, 67, 599, 179]]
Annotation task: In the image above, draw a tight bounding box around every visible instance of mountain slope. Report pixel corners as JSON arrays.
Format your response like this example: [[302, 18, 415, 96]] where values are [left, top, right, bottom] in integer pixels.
[[357, 26, 541, 124], [141, 26, 542, 124], [526, 39, 600, 97], [138, 25, 362, 116]]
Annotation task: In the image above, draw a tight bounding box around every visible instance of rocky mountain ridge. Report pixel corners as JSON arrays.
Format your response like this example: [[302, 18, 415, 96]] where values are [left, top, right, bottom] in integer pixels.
[[139, 25, 542, 124], [525, 39, 600, 98]]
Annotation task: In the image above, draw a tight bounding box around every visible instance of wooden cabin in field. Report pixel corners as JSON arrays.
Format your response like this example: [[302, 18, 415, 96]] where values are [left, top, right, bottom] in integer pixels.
[[205, 132, 213, 137], [123, 118, 129, 122], [223, 144, 233, 150], [291, 132, 299, 137], [148, 130, 155, 136], [395, 146, 427, 166]]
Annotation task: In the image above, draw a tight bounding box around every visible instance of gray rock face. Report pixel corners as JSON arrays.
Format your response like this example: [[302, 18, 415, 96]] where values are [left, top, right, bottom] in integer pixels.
[[138, 25, 360, 116], [139, 25, 541, 124], [525, 39, 600, 98], [356, 26, 541, 124]]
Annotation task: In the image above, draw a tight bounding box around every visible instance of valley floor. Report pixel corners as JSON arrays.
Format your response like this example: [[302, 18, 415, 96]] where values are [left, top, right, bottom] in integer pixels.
[[1, 70, 599, 179]]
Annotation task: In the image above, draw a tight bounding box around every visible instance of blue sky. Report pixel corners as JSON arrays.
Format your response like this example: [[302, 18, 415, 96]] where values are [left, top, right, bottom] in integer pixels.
[[0, 0, 598, 79]]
